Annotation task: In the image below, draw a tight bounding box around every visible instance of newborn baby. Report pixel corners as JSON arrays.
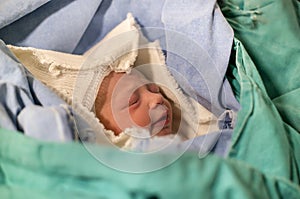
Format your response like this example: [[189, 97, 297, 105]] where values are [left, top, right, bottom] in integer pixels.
[[94, 70, 175, 137]]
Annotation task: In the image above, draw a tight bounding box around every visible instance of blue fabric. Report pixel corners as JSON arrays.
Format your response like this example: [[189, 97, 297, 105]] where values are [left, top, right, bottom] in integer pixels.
[[0, 40, 74, 141], [74, 0, 166, 53], [184, 130, 233, 157], [0, 0, 50, 29], [0, 0, 102, 53], [162, 0, 240, 114]]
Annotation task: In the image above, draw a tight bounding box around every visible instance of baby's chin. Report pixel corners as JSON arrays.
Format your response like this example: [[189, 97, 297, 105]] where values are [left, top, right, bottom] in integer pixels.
[[150, 116, 173, 136]]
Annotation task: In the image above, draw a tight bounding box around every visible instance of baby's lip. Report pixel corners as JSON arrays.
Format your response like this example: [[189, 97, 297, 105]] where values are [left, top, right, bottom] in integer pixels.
[[153, 111, 170, 127]]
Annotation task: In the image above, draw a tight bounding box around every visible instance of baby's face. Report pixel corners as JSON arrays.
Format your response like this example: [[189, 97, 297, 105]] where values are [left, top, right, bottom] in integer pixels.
[[95, 71, 173, 137]]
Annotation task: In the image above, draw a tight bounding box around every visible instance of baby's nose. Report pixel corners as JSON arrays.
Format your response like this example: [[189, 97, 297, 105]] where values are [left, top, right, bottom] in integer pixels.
[[148, 93, 163, 109]]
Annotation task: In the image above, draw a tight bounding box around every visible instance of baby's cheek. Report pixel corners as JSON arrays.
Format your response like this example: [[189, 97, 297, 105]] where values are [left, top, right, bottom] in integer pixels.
[[112, 110, 131, 130], [129, 108, 151, 127]]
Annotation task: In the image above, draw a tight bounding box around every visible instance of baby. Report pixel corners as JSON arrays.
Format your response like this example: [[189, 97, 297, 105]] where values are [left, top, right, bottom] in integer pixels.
[[94, 70, 175, 137]]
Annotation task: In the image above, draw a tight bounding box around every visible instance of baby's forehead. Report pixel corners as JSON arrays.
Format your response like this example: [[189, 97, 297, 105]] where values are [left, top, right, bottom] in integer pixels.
[[109, 70, 150, 88], [121, 71, 150, 84], [119, 71, 151, 90], [100, 70, 152, 98]]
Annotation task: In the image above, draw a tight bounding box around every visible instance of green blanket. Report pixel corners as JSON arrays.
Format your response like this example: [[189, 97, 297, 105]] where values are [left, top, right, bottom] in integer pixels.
[[0, 0, 299, 198]]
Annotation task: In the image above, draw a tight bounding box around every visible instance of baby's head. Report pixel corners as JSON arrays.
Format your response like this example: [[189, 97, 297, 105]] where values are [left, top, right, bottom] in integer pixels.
[[94, 70, 174, 137]]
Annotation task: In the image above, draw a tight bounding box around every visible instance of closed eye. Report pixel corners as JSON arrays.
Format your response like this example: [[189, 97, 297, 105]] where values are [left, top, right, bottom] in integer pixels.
[[128, 94, 139, 106]]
